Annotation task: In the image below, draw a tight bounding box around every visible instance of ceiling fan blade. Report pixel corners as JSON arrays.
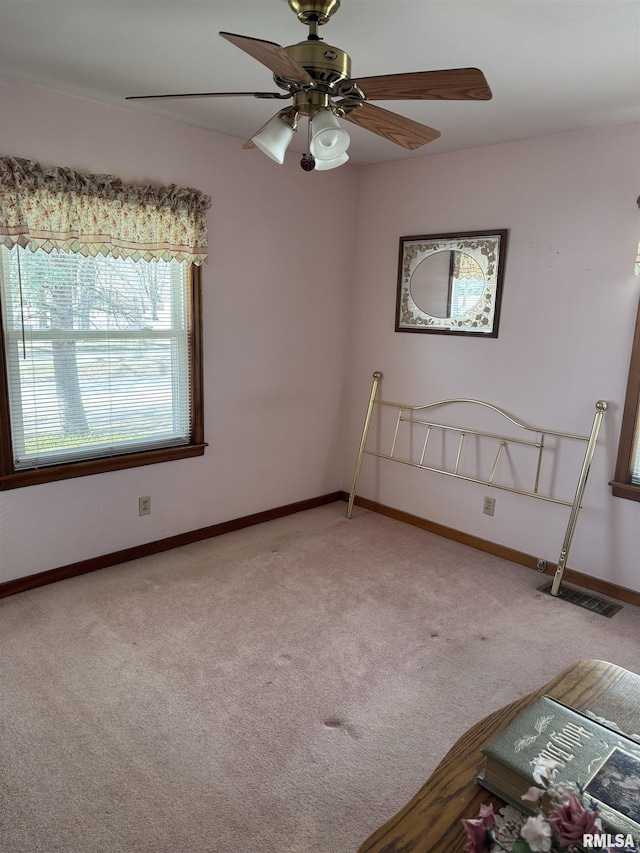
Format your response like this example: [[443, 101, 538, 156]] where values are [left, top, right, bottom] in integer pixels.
[[340, 102, 440, 150], [220, 32, 313, 84], [126, 92, 288, 101], [354, 68, 492, 101]]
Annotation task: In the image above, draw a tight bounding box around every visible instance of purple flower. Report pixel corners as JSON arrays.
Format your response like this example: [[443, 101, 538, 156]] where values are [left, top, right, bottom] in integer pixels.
[[461, 803, 497, 853], [547, 793, 602, 847]]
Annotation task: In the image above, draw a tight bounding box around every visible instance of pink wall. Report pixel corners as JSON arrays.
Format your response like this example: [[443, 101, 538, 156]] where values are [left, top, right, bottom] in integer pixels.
[[1, 77, 638, 596], [345, 122, 640, 593], [0, 79, 356, 583]]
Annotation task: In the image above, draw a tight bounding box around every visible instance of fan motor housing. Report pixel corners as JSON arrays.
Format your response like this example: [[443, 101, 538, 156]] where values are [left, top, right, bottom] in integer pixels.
[[285, 41, 351, 89]]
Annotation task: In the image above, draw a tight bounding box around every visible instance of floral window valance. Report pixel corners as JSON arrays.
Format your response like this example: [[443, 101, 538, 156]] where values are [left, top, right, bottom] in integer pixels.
[[0, 156, 211, 265]]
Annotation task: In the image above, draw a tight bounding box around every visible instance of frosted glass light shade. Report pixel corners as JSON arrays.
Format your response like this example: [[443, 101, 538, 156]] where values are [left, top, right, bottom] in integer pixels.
[[313, 152, 349, 171], [252, 116, 296, 165], [310, 110, 350, 160]]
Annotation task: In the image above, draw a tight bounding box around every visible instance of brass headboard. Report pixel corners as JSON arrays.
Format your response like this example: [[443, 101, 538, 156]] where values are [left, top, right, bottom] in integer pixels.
[[346, 371, 607, 597]]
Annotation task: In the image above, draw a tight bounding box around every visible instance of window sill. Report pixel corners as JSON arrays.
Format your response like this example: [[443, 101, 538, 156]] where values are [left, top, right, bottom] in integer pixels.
[[610, 480, 640, 503], [0, 443, 207, 490]]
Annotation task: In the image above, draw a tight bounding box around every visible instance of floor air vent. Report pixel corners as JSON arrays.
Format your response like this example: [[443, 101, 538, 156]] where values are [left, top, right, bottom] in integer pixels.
[[538, 582, 622, 618]]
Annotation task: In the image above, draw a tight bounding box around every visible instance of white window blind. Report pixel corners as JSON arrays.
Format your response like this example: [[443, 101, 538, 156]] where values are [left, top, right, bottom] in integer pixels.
[[632, 427, 640, 485], [1, 245, 192, 470]]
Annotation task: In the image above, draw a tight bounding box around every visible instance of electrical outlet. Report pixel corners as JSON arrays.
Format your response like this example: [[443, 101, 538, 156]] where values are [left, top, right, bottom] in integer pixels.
[[483, 496, 496, 516], [139, 495, 151, 516], [536, 559, 547, 572]]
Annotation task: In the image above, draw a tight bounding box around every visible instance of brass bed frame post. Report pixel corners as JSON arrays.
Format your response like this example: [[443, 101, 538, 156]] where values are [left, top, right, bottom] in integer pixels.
[[346, 371, 382, 519], [550, 400, 607, 596]]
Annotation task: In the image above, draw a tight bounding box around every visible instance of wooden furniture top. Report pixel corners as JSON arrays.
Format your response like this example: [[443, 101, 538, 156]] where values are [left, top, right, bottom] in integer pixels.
[[357, 659, 640, 853]]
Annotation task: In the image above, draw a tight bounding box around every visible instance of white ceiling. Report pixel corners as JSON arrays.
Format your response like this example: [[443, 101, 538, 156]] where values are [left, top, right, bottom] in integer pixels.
[[1, 0, 639, 167]]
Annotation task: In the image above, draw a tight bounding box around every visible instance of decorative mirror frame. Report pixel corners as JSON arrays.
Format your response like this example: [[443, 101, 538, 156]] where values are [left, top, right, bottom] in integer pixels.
[[395, 229, 508, 337]]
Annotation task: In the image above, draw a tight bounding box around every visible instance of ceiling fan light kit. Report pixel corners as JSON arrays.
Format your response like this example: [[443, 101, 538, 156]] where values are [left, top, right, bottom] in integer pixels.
[[251, 112, 298, 165], [312, 151, 349, 171], [309, 109, 350, 160], [126, 0, 492, 172], [249, 105, 301, 163]]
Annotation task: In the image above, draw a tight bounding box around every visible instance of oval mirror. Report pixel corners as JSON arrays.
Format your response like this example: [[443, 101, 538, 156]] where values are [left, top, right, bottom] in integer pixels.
[[410, 251, 485, 319]]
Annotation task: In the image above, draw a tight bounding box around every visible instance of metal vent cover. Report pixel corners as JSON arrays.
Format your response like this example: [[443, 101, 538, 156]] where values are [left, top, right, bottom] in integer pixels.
[[538, 582, 622, 618]]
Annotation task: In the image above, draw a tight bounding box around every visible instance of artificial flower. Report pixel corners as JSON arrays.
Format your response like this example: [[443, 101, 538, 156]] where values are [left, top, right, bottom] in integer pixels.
[[520, 813, 553, 852], [531, 758, 560, 786], [462, 802, 497, 853], [547, 793, 602, 847], [521, 786, 545, 804], [549, 781, 576, 803]]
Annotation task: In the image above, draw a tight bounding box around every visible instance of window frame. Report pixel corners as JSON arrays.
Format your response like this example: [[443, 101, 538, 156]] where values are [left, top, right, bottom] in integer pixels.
[[0, 263, 205, 490], [611, 292, 640, 502]]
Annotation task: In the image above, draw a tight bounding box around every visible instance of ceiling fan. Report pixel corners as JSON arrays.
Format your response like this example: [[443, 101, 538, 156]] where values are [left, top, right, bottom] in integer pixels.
[[127, 0, 492, 171]]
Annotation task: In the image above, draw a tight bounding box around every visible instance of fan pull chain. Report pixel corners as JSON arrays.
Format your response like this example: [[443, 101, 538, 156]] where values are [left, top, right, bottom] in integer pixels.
[[300, 117, 315, 171]]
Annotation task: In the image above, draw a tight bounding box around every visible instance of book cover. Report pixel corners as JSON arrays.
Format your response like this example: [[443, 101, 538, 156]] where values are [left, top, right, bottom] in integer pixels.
[[478, 694, 640, 844]]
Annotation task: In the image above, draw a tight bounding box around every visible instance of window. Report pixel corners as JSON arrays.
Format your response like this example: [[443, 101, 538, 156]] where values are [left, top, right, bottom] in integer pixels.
[[0, 156, 209, 489], [611, 293, 640, 501], [0, 250, 204, 489], [0, 252, 204, 488]]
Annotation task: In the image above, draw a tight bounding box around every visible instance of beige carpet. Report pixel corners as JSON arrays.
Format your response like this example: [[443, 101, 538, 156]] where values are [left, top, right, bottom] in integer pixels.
[[1, 502, 639, 853]]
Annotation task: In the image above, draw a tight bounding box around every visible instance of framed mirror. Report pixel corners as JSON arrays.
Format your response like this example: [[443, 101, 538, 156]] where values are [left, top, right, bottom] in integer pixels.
[[396, 230, 508, 336]]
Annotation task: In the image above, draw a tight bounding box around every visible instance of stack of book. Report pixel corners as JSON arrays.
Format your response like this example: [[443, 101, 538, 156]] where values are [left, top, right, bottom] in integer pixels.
[[478, 695, 640, 846]]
